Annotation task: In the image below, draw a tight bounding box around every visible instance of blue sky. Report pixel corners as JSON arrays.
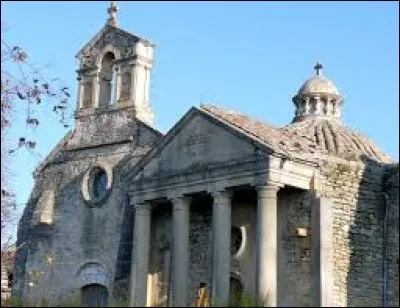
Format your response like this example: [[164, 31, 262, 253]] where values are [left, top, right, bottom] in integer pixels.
[[1, 1, 399, 231]]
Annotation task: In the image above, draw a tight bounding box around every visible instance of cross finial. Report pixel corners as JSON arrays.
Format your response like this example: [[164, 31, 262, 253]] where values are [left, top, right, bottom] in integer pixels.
[[314, 62, 323, 75], [107, 1, 118, 27]]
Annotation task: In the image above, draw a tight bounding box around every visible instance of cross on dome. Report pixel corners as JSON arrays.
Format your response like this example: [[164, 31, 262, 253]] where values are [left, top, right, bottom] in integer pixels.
[[314, 62, 323, 75]]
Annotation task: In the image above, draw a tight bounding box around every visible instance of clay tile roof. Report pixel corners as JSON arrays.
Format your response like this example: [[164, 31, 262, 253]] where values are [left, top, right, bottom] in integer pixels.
[[199, 104, 393, 164], [200, 104, 291, 156]]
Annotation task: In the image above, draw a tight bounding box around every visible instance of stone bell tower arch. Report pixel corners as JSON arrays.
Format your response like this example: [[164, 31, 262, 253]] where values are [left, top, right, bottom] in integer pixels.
[[75, 1, 155, 127]]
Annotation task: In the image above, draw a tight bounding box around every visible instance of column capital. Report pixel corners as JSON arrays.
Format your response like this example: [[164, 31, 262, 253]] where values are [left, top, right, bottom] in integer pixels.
[[166, 190, 184, 200], [134, 202, 151, 215], [210, 189, 233, 205], [255, 181, 282, 192], [171, 196, 191, 212]]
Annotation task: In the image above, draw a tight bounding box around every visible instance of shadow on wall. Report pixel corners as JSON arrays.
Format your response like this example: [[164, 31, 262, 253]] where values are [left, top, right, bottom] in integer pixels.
[[276, 186, 313, 307], [382, 163, 399, 307], [11, 147, 138, 305], [112, 192, 134, 303], [346, 157, 399, 307]]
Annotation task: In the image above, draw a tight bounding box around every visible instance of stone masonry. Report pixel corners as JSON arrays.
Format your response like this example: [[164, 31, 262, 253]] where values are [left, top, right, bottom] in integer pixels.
[[12, 3, 398, 308]]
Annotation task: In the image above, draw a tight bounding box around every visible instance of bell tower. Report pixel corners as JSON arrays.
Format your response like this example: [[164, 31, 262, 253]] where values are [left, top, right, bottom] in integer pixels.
[[75, 1, 155, 127]]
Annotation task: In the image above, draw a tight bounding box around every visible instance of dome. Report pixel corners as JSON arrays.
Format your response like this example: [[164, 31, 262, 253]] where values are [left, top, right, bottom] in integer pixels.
[[297, 74, 340, 96], [280, 118, 393, 163], [297, 62, 340, 96], [292, 63, 343, 123]]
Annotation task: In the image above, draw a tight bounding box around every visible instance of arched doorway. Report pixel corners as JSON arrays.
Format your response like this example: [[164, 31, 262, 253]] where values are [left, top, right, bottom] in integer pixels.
[[81, 283, 109, 307], [229, 276, 243, 303]]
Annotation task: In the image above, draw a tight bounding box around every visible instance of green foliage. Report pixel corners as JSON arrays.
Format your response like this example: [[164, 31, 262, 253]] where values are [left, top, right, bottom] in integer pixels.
[[1, 296, 134, 307], [108, 299, 132, 307], [212, 292, 269, 307], [1, 296, 24, 307], [39, 298, 49, 307]]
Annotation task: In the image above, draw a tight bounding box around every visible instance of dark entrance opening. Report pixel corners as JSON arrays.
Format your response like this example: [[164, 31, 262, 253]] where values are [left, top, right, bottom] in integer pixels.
[[81, 283, 109, 307]]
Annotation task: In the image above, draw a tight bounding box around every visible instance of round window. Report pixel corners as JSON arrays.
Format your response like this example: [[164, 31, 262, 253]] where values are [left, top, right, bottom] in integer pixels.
[[81, 164, 113, 206], [231, 226, 244, 256], [91, 168, 108, 200]]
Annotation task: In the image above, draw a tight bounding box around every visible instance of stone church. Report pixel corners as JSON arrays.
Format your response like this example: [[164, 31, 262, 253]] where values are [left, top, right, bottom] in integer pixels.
[[12, 2, 399, 307]]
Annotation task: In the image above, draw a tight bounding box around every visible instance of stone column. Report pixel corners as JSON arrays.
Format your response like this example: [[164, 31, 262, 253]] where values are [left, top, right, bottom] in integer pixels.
[[255, 184, 279, 307], [76, 76, 83, 109], [304, 97, 311, 115], [130, 63, 138, 102], [211, 190, 232, 305], [92, 72, 100, 108], [130, 202, 151, 307], [171, 196, 191, 306], [311, 194, 334, 307], [112, 66, 120, 105]]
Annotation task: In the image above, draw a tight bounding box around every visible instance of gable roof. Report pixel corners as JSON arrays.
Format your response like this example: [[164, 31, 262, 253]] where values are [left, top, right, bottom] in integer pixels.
[[199, 105, 292, 156], [33, 130, 74, 176], [200, 104, 393, 164], [34, 115, 163, 177], [75, 24, 155, 59]]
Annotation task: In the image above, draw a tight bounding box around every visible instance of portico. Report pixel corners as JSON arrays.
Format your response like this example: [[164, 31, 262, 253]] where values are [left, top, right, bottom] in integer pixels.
[[124, 104, 335, 306], [127, 155, 319, 307], [130, 185, 281, 306]]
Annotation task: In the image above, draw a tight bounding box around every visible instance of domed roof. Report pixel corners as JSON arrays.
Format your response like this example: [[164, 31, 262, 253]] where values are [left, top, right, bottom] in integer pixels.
[[201, 104, 393, 164], [298, 75, 340, 96], [280, 118, 393, 163], [297, 62, 340, 96]]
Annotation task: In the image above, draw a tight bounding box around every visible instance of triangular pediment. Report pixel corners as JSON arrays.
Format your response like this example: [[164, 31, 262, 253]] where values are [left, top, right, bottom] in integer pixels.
[[76, 25, 154, 64], [127, 107, 272, 181]]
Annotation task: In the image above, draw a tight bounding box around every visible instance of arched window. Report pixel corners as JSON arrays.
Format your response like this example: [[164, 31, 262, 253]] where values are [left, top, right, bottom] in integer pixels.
[[98, 52, 115, 107], [81, 284, 108, 307]]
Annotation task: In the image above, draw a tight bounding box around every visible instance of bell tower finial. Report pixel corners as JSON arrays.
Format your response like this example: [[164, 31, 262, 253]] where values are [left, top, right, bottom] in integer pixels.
[[107, 1, 118, 27]]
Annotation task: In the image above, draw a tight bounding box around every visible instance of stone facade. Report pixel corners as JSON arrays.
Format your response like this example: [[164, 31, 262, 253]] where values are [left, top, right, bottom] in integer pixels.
[[12, 4, 398, 308], [1, 247, 15, 301], [384, 165, 399, 307], [12, 116, 160, 304]]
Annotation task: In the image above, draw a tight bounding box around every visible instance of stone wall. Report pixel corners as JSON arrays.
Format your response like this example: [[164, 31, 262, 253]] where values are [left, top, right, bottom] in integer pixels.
[[277, 189, 313, 306], [15, 149, 135, 304], [1, 247, 15, 302], [1, 265, 12, 301], [148, 203, 172, 306], [384, 164, 399, 307], [231, 192, 257, 299], [319, 157, 387, 307], [187, 197, 213, 306], [147, 196, 214, 307], [145, 188, 318, 307], [12, 112, 161, 305]]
